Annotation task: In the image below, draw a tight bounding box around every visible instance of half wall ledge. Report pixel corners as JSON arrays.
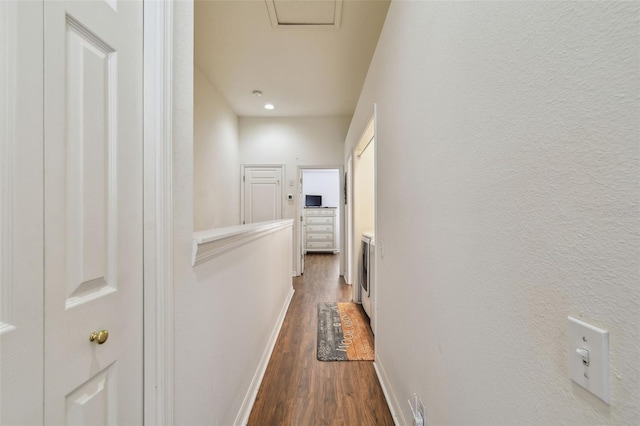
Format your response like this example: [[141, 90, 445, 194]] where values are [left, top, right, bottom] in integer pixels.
[[192, 219, 294, 266]]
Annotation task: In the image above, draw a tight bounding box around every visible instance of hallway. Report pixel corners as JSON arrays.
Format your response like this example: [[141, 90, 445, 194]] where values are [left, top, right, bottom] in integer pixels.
[[248, 254, 394, 425]]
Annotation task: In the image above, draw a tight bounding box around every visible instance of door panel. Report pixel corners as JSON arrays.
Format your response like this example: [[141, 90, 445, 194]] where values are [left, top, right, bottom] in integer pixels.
[[44, 0, 143, 423], [243, 166, 283, 224], [249, 184, 278, 222], [64, 16, 116, 307], [0, 1, 44, 423], [65, 363, 117, 425]]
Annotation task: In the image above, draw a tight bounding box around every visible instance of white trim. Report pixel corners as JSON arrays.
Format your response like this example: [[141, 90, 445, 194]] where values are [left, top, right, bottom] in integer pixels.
[[345, 155, 353, 285], [0, 0, 16, 332], [298, 167, 304, 276], [234, 286, 295, 426], [143, 0, 174, 424], [373, 360, 402, 426], [192, 219, 294, 266], [372, 103, 378, 338]]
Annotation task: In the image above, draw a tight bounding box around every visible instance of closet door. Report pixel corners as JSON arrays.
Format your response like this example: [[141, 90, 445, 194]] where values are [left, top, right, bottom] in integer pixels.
[[43, 0, 144, 423], [0, 1, 45, 424]]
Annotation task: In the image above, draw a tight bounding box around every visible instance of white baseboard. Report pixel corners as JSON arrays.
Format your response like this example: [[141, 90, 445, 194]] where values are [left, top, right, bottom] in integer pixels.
[[374, 359, 405, 426], [234, 286, 295, 426]]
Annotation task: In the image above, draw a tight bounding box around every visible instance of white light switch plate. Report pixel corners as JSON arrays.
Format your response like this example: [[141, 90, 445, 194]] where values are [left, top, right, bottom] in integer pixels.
[[567, 316, 610, 404]]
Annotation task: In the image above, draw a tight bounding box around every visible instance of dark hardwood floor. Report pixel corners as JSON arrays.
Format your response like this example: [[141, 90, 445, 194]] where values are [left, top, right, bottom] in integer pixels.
[[248, 253, 394, 426]]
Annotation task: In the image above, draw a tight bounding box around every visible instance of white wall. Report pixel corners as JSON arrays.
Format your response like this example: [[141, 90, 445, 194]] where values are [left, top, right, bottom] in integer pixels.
[[302, 169, 340, 208], [170, 5, 293, 425], [240, 117, 349, 273], [180, 225, 293, 425], [194, 66, 239, 231], [346, 2, 639, 425]]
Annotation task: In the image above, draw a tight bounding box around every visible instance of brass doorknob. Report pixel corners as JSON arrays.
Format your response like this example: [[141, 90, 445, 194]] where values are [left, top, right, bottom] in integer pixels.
[[89, 330, 109, 344]]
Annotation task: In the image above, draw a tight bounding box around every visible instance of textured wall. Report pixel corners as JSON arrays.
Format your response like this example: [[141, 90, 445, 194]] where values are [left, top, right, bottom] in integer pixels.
[[193, 67, 240, 231], [345, 1, 639, 424]]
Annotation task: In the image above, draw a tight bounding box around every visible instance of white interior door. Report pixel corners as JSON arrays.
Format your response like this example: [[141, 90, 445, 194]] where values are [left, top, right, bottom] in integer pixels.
[[43, 0, 144, 423], [242, 166, 283, 224], [0, 2, 45, 423]]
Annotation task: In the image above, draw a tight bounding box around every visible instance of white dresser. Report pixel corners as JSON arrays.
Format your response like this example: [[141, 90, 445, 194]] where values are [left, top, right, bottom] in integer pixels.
[[304, 207, 337, 253]]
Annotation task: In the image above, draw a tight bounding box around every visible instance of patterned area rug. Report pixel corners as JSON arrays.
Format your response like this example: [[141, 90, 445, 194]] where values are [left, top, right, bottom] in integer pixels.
[[317, 302, 374, 361]]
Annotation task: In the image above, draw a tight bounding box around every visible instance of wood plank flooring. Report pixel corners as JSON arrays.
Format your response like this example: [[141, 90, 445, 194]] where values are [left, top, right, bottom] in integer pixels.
[[248, 254, 394, 426]]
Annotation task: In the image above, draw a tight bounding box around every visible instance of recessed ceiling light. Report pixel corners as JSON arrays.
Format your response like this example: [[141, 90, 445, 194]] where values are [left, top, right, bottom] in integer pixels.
[[264, 103, 275, 110], [252, 90, 262, 97]]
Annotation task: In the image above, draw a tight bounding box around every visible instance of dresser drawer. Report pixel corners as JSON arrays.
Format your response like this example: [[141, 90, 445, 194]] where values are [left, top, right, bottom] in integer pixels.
[[307, 233, 333, 241], [306, 241, 334, 250], [305, 208, 334, 216], [307, 216, 333, 225], [307, 224, 333, 233]]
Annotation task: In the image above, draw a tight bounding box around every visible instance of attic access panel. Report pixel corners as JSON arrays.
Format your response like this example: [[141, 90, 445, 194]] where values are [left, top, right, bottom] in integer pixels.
[[266, 0, 343, 28]]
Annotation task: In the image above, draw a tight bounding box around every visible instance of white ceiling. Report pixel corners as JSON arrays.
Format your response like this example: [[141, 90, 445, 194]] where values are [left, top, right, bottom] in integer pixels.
[[194, 0, 390, 117]]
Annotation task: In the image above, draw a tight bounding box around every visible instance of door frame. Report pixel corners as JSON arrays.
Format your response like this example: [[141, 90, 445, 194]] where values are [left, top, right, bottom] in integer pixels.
[[350, 107, 377, 331], [143, 0, 174, 424], [345, 155, 353, 285], [296, 166, 344, 277]]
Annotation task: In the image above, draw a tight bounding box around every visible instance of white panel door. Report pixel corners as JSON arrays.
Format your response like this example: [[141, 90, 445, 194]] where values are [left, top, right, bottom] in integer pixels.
[[44, 0, 143, 424], [243, 166, 283, 224], [0, 1, 45, 424]]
